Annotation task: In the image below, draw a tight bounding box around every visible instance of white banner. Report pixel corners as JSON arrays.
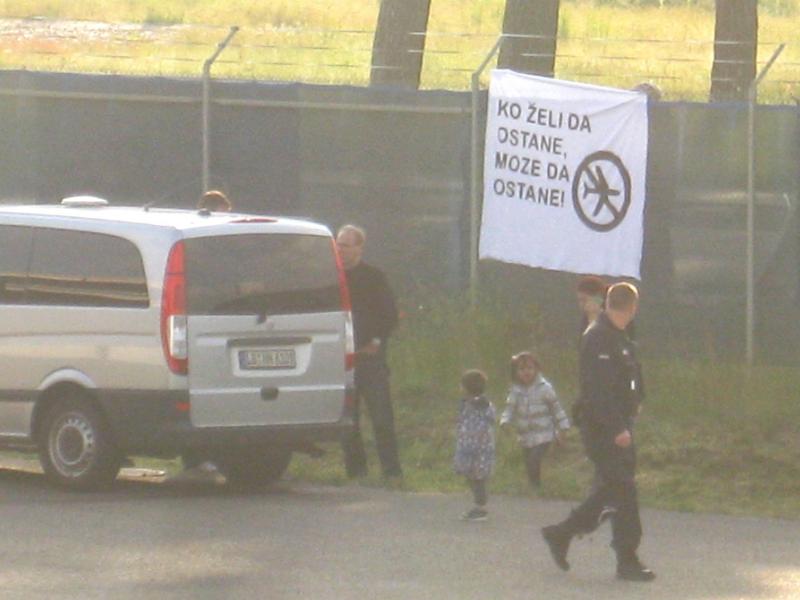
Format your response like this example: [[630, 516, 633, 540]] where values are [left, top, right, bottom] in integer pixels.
[[479, 70, 649, 279]]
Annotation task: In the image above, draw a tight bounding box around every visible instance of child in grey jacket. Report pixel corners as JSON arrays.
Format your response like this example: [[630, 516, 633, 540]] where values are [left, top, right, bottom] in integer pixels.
[[500, 352, 570, 488]]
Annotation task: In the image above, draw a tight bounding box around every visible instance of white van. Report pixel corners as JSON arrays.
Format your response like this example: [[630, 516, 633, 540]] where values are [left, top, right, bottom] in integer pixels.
[[0, 197, 354, 489]]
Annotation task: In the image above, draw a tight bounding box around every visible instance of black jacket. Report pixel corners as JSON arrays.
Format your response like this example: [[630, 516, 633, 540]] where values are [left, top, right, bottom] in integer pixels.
[[577, 312, 644, 437], [344, 261, 398, 349]]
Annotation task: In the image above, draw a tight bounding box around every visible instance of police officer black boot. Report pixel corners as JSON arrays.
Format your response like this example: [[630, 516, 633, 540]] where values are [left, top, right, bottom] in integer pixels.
[[541, 524, 573, 571], [616, 548, 655, 582]]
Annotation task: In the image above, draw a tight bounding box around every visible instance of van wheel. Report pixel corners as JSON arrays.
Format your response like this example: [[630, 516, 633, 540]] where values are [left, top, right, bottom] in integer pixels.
[[38, 396, 121, 490], [216, 447, 292, 490]]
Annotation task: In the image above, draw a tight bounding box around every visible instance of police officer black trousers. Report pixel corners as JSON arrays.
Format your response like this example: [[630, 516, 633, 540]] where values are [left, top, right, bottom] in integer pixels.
[[564, 432, 642, 552], [542, 431, 651, 581]]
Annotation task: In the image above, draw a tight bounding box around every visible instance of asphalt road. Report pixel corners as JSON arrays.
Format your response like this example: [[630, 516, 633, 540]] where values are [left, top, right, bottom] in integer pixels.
[[0, 461, 798, 600]]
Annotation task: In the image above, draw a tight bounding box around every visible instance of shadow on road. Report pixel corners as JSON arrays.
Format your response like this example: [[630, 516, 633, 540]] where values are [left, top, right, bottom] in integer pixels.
[[0, 464, 363, 506]]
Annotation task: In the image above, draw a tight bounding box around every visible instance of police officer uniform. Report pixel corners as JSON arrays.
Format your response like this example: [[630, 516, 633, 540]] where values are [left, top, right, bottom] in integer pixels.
[[542, 310, 654, 581]]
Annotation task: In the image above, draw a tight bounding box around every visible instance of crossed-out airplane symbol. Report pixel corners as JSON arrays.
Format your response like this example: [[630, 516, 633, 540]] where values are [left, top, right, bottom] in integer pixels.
[[572, 151, 631, 232], [582, 164, 622, 219]]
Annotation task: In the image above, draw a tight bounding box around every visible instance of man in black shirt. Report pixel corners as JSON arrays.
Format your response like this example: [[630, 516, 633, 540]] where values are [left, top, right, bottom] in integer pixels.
[[337, 225, 402, 481], [542, 282, 655, 582]]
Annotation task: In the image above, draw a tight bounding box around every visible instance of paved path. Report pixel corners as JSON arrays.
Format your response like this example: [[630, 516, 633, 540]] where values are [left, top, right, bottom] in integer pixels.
[[0, 459, 798, 599]]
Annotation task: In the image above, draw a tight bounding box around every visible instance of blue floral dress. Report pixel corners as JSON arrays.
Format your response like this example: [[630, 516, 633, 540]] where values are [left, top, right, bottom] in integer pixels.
[[453, 395, 496, 480]]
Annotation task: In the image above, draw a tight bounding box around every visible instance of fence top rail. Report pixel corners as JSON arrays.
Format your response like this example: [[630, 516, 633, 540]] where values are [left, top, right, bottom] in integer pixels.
[[4, 70, 799, 112], [0, 83, 471, 115]]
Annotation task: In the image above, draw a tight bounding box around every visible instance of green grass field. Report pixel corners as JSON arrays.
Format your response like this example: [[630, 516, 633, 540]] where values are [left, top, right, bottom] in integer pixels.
[[1, 1, 799, 102], [0, 294, 796, 519], [289, 296, 800, 520]]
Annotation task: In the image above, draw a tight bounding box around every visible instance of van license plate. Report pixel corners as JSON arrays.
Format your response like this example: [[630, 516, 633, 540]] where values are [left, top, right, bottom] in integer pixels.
[[239, 349, 296, 370]]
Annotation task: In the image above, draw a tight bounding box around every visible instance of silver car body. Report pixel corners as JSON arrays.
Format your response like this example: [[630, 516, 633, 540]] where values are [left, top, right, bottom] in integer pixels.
[[0, 201, 352, 458]]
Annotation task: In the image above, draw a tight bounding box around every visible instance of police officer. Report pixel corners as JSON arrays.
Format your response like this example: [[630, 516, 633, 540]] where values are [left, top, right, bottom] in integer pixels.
[[542, 282, 655, 582]]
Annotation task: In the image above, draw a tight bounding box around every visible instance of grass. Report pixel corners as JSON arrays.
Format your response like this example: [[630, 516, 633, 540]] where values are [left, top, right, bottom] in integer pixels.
[[290, 294, 800, 520], [1, 1, 799, 102], [2, 294, 797, 519]]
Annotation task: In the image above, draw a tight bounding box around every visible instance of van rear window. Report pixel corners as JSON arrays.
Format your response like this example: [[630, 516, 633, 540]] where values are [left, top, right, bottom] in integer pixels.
[[184, 233, 340, 316]]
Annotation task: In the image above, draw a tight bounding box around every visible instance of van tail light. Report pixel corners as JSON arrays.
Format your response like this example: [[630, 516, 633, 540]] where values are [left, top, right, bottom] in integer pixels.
[[332, 237, 352, 314], [332, 238, 356, 414], [161, 240, 188, 375], [332, 237, 354, 358]]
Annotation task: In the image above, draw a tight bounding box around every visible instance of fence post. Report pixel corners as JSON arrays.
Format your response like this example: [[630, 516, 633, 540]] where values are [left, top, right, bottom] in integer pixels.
[[202, 26, 239, 193], [470, 37, 503, 307], [746, 43, 784, 367]]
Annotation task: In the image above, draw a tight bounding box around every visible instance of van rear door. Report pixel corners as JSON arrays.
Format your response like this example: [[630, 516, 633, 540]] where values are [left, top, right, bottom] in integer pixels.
[[184, 232, 347, 427]]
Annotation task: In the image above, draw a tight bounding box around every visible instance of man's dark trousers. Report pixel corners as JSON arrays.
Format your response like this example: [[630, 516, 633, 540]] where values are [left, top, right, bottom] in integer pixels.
[[562, 428, 642, 555], [342, 354, 402, 478]]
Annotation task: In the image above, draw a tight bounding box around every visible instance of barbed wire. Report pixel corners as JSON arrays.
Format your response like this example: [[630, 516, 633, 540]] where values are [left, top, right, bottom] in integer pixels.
[[2, 20, 791, 52], [1, 19, 797, 101]]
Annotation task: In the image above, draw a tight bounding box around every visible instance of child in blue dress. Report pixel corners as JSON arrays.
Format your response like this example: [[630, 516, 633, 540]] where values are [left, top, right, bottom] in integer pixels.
[[500, 352, 570, 488], [453, 369, 496, 521]]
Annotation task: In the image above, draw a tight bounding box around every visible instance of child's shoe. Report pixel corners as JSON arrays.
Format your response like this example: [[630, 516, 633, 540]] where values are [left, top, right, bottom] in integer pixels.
[[460, 507, 488, 521]]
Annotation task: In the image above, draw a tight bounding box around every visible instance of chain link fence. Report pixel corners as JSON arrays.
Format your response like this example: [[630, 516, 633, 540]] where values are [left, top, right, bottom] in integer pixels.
[[1, 69, 798, 363], [1, 18, 799, 102]]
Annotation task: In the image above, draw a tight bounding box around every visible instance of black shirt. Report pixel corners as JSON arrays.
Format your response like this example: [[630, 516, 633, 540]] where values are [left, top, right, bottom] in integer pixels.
[[578, 312, 644, 436], [344, 261, 398, 349]]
